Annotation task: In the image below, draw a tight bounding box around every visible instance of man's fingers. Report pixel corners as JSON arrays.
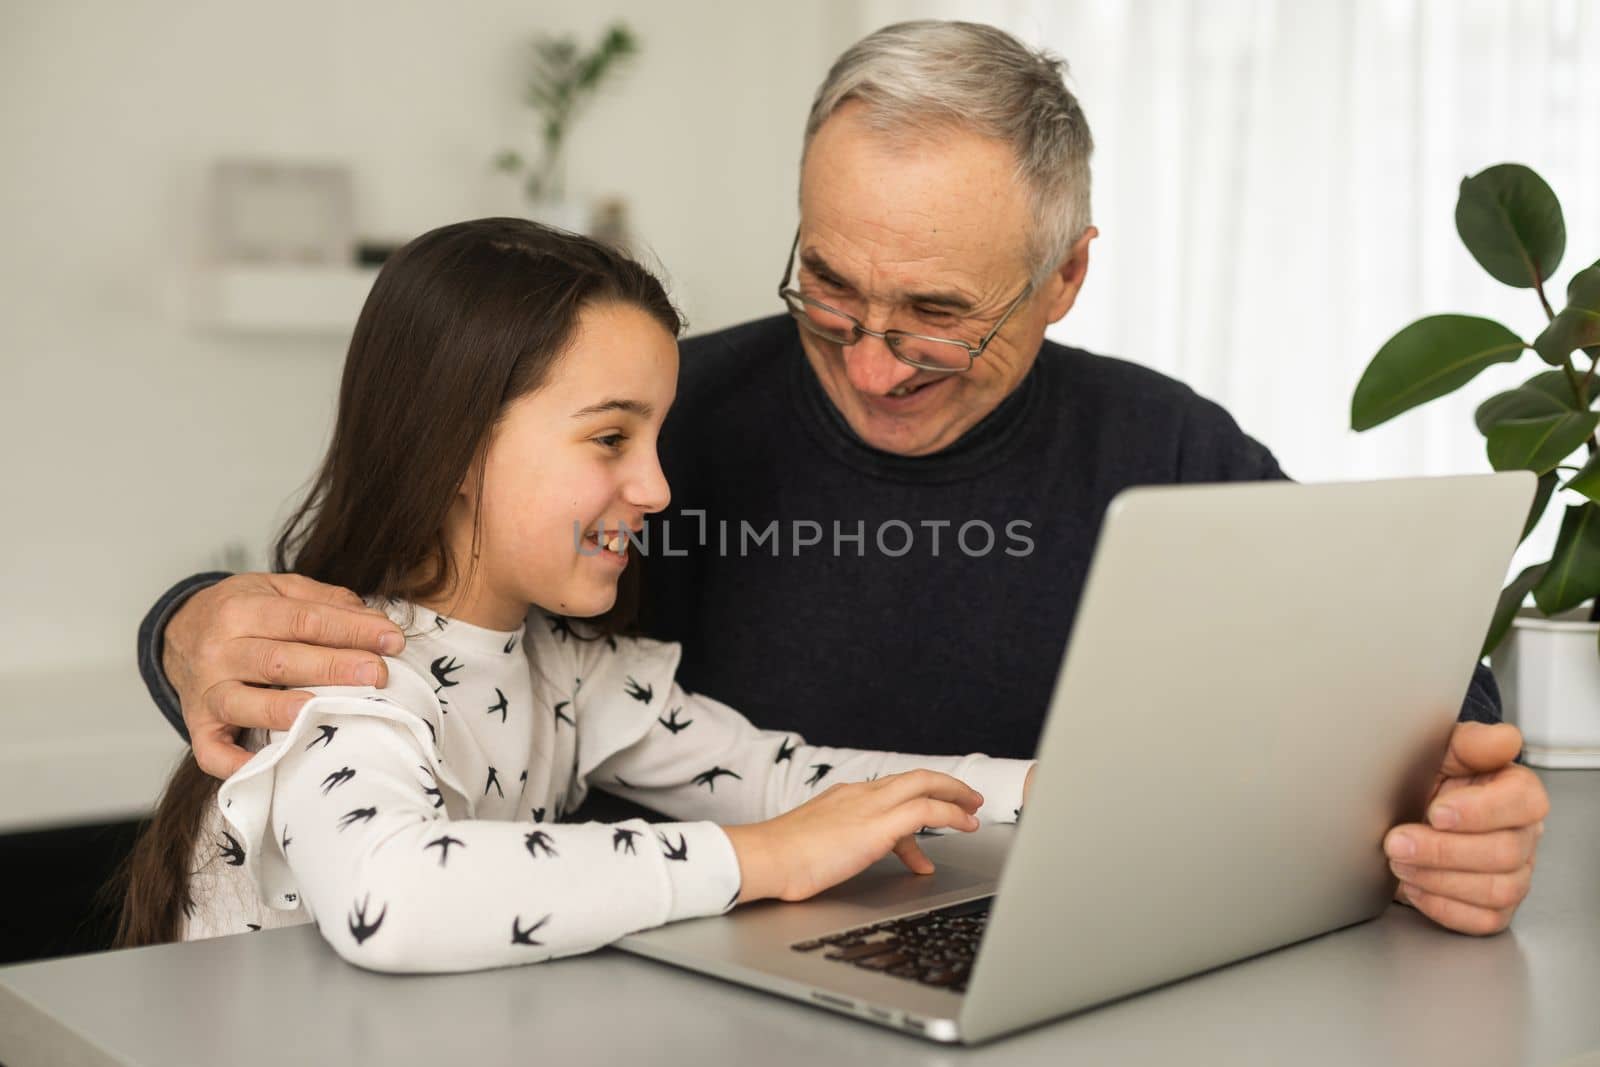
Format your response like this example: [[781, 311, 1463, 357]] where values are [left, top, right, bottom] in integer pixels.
[[892, 835, 935, 875], [266, 573, 374, 611], [876, 769, 984, 813], [250, 596, 404, 655], [190, 723, 253, 781], [1397, 883, 1514, 936], [1391, 860, 1533, 913], [1425, 764, 1550, 834], [224, 638, 389, 690], [204, 681, 312, 732], [1438, 721, 1525, 779], [1384, 823, 1536, 873]]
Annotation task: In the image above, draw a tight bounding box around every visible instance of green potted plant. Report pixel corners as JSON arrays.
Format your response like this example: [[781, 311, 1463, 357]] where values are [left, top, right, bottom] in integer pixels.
[[493, 22, 638, 232], [1351, 163, 1600, 767]]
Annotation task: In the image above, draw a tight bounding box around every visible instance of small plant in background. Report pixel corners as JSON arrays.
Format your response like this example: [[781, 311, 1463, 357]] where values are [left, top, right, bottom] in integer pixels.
[[494, 22, 638, 204], [1351, 164, 1600, 659]]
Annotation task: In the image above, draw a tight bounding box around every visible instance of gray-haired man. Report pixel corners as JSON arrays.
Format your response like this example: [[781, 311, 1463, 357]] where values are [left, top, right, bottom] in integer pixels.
[[140, 20, 1547, 936]]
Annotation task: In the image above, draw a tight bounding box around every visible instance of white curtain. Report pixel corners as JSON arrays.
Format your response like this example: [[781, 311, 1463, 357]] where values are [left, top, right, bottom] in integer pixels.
[[857, 0, 1599, 571]]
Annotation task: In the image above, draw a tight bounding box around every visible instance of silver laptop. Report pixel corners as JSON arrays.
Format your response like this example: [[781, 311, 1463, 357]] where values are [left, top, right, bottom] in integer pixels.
[[617, 473, 1534, 1044]]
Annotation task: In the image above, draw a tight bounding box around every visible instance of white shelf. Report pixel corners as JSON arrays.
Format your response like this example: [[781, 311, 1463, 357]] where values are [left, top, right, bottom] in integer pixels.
[[192, 263, 380, 335]]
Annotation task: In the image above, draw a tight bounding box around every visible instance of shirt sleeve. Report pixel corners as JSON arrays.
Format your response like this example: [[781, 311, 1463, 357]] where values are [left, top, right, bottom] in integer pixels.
[[137, 571, 230, 742], [560, 632, 1034, 829], [216, 664, 739, 975]]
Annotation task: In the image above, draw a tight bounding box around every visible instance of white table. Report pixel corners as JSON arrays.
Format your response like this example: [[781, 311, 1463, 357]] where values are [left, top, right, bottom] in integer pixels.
[[1, 771, 1596, 1066]]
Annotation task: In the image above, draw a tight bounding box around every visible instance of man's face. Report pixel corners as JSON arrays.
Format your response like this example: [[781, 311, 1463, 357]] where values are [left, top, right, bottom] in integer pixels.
[[795, 102, 1093, 456]]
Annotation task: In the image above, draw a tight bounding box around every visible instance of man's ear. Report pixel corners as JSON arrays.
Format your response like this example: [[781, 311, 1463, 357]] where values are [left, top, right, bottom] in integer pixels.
[[1041, 226, 1098, 324]]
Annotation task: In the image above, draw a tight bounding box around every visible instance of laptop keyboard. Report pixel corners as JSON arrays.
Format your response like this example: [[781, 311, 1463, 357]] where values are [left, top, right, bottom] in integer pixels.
[[790, 897, 991, 994]]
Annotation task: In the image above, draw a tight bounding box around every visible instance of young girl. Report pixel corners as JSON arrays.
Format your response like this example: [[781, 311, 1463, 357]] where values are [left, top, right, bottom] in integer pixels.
[[118, 219, 1033, 971]]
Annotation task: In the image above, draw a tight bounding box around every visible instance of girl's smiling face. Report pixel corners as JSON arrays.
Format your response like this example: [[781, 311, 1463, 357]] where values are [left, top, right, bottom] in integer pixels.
[[436, 300, 679, 630]]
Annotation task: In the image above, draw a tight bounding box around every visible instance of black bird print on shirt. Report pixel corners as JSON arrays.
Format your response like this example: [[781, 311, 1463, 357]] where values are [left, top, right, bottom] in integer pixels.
[[422, 718, 437, 746], [658, 707, 692, 733], [218, 831, 245, 867], [805, 764, 832, 787], [348, 894, 387, 944], [338, 807, 378, 831], [417, 765, 443, 809], [623, 676, 653, 703], [487, 688, 508, 723], [524, 829, 557, 858], [306, 724, 338, 751], [775, 737, 797, 763], [547, 614, 574, 642], [430, 656, 463, 686], [320, 767, 356, 795], [613, 827, 639, 854], [511, 914, 550, 946], [281, 825, 292, 853], [658, 832, 689, 861], [691, 767, 742, 792], [531, 807, 546, 823], [246, 923, 261, 932], [503, 634, 518, 654], [434, 614, 448, 631], [553, 700, 575, 729], [485, 766, 504, 798], [424, 834, 465, 867]]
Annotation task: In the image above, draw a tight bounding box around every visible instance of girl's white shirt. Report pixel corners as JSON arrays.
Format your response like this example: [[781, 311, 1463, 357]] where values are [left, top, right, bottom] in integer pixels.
[[182, 600, 1032, 973]]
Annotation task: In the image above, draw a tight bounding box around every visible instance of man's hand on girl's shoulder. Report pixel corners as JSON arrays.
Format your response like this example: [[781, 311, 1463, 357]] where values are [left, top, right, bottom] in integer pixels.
[[165, 572, 405, 779]]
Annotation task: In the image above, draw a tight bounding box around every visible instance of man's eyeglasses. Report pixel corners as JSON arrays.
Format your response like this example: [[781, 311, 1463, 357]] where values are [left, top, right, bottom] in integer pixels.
[[777, 230, 1032, 373]]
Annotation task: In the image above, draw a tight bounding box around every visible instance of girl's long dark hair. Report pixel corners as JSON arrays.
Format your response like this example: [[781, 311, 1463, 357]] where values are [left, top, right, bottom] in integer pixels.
[[113, 219, 683, 948]]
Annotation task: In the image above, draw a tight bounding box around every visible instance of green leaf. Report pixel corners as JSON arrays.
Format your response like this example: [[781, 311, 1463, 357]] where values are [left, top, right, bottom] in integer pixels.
[[1482, 563, 1548, 657], [1532, 504, 1600, 614], [1521, 471, 1558, 542], [1351, 315, 1525, 431], [1566, 450, 1600, 505], [1486, 410, 1600, 474], [1533, 263, 1600, 366], [1454, 164, 1566, 289], [1475, 382, 1574, 435]]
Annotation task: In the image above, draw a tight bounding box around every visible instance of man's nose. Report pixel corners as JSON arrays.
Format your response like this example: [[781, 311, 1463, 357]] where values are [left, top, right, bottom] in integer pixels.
[[843, 333, 919, 395]]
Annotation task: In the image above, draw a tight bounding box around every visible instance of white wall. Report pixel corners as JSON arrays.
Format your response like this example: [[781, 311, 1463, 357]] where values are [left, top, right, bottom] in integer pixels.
[[0, 1, 857, 673]]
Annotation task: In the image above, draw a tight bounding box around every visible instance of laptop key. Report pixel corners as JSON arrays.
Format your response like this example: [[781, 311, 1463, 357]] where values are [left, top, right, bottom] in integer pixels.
[[825, 941, 899, 962], [856, 952, 910, 971]]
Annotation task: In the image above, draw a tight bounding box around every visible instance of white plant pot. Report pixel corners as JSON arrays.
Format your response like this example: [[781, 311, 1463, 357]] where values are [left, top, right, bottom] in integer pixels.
[[1490, 607, 1600, 768]]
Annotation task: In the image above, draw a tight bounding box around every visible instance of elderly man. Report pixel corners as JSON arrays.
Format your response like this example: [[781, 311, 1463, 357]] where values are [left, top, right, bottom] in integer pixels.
[[140, 21, 1547, 937]]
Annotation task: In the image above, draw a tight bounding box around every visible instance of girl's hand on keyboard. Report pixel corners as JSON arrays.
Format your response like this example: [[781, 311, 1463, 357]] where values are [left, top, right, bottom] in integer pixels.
[[722, 769, 983, 904]]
